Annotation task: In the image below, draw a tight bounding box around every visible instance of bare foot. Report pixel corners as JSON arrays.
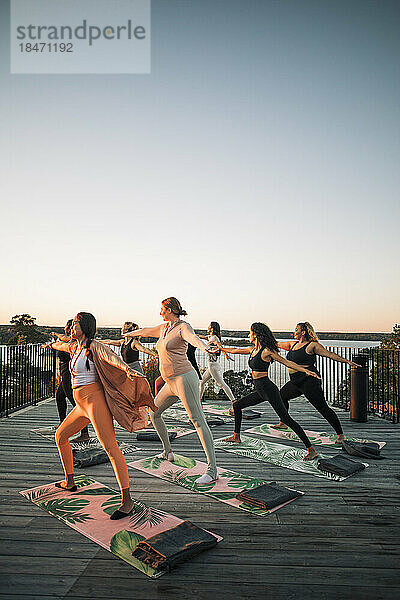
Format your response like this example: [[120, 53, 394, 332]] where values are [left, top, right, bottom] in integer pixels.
[[303, 446, 319, 461], [270, 422, 289, 430], [223, 433, 242, 443]]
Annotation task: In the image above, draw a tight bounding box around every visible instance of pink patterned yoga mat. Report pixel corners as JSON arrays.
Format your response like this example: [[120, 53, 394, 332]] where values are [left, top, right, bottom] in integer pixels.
[[245, 423, 386, 448], [20, 475, 221, 578], [202, 404, 233, 417], [128, 454, 303, 517]]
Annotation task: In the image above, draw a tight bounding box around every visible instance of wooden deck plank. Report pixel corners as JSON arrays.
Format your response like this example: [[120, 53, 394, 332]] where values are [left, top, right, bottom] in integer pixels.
[[0, 397, 399, 599]]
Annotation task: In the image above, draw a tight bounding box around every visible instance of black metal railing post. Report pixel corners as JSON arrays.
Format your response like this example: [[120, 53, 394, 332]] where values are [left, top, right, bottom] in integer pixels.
[[350, 352, 369, 422]]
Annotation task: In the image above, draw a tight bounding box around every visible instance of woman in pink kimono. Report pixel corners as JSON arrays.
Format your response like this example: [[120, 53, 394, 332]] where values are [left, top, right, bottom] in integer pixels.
[[43, 312, 156, 520]]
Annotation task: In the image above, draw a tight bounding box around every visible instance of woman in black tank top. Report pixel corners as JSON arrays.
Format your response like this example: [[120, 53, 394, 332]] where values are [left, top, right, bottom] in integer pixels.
[[101, 321, 157, 374], [218, 322, 321, 461], [273, 322, 360, 441]]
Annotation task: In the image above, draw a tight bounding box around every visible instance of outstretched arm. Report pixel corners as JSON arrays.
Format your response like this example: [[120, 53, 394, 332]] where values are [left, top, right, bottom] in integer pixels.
[[180, 323, 211, 353], [50, 332, 71, 343], [212, 340, 234, 361], [99, 339, 123, 347], [42, 341, 71, 353], [92, 341, 145, 377], [267, 349, 320, 378], [219, 346, 253, 355], [123, 324, 164, 339], [312, 342, 361, 368], [277, 341, 294, 351], [133, 340, 157, 358]]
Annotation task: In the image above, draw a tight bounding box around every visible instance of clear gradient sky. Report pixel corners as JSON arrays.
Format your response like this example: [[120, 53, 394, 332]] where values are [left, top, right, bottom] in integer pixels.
[[1, 0, 399, 332]]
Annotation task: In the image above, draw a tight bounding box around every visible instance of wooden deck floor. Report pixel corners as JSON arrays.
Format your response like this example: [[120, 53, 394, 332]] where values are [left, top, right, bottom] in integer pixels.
[[0, 397, 399, 600]]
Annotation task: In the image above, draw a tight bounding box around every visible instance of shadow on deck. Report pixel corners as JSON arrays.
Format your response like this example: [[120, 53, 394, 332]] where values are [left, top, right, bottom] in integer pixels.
[[0, 397, 399, 600]]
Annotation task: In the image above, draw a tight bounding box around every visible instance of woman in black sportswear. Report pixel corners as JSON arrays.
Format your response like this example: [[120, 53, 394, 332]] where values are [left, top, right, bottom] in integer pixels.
[[101, 321, 157, 374], [273, 322, 360, 441], [220, 323, 320, 461]]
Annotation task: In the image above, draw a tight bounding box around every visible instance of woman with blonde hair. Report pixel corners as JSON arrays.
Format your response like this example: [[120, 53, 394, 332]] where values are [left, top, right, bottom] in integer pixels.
[[272, 322, 360, 441], [101, 321, 157, 374], [124, 297, 219, 484], [43, 312, 156, 520]]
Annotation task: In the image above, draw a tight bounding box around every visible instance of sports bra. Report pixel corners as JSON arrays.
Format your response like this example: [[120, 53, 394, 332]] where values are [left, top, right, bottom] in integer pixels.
[[121, 339, 139, 364], [286, 341, 317, 369], [248, 348, 271, 373]]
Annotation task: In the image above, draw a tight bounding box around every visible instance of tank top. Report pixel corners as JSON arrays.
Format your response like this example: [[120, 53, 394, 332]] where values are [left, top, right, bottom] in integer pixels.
[[156, 321, 193, 379], [286, 341, 317, 369], [57, 350, 70, 373], [70, 347, 98, 388], [121, 339, 139, 364], [248, 348, 271, 373]]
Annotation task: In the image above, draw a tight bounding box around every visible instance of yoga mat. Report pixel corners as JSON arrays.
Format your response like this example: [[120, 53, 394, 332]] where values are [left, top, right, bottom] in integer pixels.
[[30, 428, 140, 454], [203, 404, 260, 420], [128, 454, 303, 516], [245, 423, 386, 448], [20, 475, 221, 578], [202, 404, 233, 417], [136, 425, 196, 439], [214, 436, 368, 481]]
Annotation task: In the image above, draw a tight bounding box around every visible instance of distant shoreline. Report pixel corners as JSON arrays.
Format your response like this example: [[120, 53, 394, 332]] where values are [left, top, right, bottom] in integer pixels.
[[0, 324, 389, 344]]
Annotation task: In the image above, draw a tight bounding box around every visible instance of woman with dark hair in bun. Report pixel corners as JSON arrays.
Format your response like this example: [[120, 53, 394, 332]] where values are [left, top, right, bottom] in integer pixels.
[[272, 322, 359, 440], [124, 297, 219, 484], [43, 312, 156, 520], [220, 323, 320, 461]]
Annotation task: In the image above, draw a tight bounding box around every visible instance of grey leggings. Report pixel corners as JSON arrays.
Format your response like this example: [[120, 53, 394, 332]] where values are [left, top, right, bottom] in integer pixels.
[[199, 361, 236, 403], [150, 369, 217, 477]]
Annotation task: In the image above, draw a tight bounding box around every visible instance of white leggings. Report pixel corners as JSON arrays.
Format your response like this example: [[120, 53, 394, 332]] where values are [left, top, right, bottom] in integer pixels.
[[199, 362, 235, 403], [150, 369, 217, 477]]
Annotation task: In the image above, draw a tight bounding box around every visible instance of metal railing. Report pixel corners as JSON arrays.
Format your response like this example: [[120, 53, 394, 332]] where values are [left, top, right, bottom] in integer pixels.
[[0, 344, 56, 417], [1, 342, 398, 423]]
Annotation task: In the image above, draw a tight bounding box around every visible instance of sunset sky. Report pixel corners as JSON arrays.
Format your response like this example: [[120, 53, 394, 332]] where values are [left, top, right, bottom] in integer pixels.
[[1, 0, 399, 332]]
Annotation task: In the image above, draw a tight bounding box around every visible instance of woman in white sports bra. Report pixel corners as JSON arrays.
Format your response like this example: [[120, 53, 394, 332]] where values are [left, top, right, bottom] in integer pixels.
[[124, 297, 219, 485], [43, 312, 156, 520]]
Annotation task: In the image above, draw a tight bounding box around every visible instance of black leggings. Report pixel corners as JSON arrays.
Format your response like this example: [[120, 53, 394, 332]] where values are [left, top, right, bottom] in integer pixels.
[[233, 377, 312, 448], [56, 369, 89, 435], [280, 373, 343, 435]]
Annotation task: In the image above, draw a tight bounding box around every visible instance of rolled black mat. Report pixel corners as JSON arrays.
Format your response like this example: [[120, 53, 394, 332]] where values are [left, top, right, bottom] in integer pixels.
[[131, 520, 217, 572]]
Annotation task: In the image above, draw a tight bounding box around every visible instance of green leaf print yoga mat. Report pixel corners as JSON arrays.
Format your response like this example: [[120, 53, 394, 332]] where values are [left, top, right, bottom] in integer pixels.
[[136, 425, 196, 439], [20, 474, 221, 578], [214, 436, 368, 481], [244, 423, 386, 448], [128, 454, 303, 516]]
